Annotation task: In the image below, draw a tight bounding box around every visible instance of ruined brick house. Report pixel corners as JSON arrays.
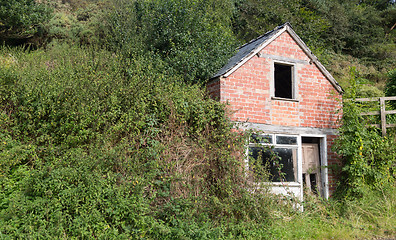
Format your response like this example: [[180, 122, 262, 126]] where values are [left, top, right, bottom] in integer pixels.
[[207, 23, 343, 200]]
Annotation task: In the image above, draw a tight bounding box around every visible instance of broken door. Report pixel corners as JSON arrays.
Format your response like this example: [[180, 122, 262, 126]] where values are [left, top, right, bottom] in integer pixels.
[[302, 143, 322, 195]]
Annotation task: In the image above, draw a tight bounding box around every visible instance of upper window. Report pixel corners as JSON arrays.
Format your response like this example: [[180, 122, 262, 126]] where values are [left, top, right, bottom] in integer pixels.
[[274, 63, 293, 99]]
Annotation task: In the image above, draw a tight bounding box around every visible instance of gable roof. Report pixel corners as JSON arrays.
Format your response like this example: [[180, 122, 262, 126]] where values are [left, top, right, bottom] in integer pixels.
[[211, 23, 343, 93]]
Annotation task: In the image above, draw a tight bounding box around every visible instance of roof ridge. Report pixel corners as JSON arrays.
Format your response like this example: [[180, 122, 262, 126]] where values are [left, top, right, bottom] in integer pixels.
[[238, 23, 288, 49]]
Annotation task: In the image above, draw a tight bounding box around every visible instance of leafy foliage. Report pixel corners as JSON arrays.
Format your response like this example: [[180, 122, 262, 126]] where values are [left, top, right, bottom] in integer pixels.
[[333, 69, 396, 198], [0, 0, 51, 44], [386, 70, 396, 97], [233, 0, 330, 49], [105, 0, 238, 85]]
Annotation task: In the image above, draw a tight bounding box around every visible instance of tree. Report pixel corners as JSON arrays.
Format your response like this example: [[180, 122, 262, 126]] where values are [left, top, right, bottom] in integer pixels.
[[232, 0, 330, 50], [106, 0, 238, 85], [385, 70, 396, 97], [0, 0, 51, 44]]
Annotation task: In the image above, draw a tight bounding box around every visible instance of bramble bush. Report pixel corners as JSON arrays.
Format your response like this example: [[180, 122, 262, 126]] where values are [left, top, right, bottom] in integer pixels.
[[0, 43, 293, 239]]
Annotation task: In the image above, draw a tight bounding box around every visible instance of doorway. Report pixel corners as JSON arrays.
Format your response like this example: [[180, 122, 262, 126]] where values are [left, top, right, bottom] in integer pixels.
[[302, 137, 323, 196]]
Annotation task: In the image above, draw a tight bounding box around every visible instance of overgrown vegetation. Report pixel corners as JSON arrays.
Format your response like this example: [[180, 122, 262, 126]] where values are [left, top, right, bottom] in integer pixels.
[[0, 44, 257, 238], [0, 0, 395, 239], [334, 69, 396, 198]]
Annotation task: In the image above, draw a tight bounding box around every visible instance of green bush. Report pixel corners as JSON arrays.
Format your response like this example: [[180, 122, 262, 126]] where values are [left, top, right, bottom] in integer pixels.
[[105, 0, 238, 85], [356, 84, 384, 98], [0, 0, 51, 43], [0, 43, 281, 238], [44, 1, 108, 45], [333, 69, 396, 198]]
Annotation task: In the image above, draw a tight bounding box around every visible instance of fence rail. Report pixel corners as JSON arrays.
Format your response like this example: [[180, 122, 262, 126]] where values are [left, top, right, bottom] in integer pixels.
[[355, 96, 396, 136]]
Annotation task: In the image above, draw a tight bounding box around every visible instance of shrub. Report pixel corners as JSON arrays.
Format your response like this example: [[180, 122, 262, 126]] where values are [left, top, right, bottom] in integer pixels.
[[0, 0, 51, 44], [333, 69, 396, 198]]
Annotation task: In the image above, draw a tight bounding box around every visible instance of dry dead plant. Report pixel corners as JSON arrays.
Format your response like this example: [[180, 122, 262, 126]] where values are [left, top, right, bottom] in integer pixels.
[[152, 105, 247, 207]]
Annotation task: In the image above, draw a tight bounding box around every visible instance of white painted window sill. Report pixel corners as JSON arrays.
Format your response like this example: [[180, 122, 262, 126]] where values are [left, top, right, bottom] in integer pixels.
[[257, 182, 301, 187], [270, 182, 301, 187]]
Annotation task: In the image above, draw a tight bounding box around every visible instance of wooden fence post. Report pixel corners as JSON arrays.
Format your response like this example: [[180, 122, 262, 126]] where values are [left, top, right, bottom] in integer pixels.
[[380, 97, 386, 136]]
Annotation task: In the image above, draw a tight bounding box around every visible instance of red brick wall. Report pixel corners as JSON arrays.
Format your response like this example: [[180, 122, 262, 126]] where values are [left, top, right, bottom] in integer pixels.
[[210, 32, 342, 128], [214, 55, 272, 123], [327, 134, 342, 194], [299, 65, 341, 129], [207, 31, 343, 195]]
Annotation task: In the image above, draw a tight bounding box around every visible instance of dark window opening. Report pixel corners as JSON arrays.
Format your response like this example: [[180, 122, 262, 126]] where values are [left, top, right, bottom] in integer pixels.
[[249, 147, 297, 182], [302, 137, 320, 144], [274, 64, 293, 99], [276, 135, 297, 145]]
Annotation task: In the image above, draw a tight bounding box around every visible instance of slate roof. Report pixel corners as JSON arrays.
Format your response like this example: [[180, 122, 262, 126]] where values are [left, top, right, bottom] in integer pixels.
[[211, 23, 289, 79]]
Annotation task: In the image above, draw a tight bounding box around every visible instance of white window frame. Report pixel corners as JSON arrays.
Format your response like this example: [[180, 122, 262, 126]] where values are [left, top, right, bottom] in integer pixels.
[[247, 133, 300, 185]]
